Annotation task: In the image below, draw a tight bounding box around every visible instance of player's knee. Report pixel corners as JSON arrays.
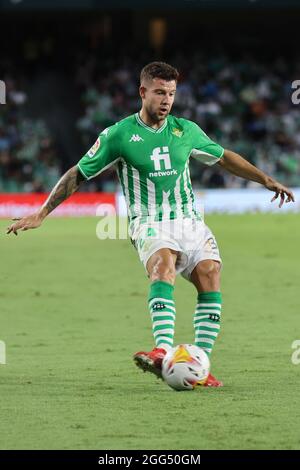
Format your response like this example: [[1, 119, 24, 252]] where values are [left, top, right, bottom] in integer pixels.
[[150, 260, 176, 284], [198, 260, 220, 282]]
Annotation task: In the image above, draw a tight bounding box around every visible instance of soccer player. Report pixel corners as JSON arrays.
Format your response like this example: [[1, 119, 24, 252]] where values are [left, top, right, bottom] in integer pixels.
[[7, 62, 294, 387]]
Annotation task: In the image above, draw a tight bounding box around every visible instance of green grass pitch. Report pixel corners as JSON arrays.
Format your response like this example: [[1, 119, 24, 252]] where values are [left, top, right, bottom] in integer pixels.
[[0, 214, 300, 450]]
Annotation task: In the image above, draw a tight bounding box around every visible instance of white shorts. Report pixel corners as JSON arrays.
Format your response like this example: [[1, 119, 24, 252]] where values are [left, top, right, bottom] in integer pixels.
[[130, 218, 222, 281]]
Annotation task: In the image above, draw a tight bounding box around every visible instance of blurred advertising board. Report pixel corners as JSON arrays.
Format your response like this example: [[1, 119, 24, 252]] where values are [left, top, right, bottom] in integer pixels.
[[0, 193, 116, 218]]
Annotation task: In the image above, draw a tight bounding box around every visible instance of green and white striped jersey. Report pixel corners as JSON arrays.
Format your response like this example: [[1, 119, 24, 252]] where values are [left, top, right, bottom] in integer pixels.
[[77, 113, 224, 225]]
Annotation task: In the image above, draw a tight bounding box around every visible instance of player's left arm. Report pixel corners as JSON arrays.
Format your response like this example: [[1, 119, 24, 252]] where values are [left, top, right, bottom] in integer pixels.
[[218, 149, 295, 208]]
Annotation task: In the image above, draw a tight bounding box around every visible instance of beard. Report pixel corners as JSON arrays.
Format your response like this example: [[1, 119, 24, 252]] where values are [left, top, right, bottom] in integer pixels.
[[147, 105, 169, 122]]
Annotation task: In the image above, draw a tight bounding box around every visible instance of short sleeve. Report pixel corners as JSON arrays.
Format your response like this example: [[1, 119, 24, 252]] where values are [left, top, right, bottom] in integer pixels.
[[189, 122, 224, 166], [77, 124, 120, 180]]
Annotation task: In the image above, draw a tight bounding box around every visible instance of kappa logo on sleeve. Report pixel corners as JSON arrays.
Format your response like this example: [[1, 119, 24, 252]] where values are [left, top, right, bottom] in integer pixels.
[[101, 127, 110, 136], [87, 137, 100, 158]]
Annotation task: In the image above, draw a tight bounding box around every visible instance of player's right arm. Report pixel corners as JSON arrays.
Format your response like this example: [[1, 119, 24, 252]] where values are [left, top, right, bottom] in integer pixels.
[[6, 166, 85, 235], [6, 124, 120, 235]]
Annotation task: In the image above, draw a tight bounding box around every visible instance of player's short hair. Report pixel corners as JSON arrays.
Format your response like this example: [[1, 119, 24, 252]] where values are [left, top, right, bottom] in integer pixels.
[[140, 61, 179, 84]]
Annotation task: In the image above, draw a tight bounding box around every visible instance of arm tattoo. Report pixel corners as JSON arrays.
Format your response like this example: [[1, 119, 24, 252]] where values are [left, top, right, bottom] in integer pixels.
[[41, 166, 85, 217]]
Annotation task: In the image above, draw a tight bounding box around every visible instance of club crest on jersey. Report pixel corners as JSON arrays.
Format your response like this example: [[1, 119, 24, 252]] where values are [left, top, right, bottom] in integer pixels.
[[172, 128, 183, 138], [87, 137, 100, 158]]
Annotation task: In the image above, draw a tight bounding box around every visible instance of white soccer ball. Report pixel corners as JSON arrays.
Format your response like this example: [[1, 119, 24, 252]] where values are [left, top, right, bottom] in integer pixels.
[[162, 344, 210, 391]]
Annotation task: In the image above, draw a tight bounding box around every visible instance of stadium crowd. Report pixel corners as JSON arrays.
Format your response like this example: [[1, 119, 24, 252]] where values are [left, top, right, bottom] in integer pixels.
[[0, 75, 60, 192], [76, 51, 300, 190], [1, 49, 300, 192]]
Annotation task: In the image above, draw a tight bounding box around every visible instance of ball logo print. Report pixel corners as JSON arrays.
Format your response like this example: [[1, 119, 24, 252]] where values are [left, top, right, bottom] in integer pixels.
[[0, 340, 6, 365], [162, 344, 210, 391]]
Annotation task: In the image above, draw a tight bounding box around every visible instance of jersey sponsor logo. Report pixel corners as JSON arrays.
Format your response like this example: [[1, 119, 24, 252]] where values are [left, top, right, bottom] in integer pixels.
[[87, 137, 100, 158], [129, 134, 144, 142], [149, 169, 178, 177], [150, 146, 171, 171], [172, 128, 183, 138], [149, 146, 178, 177]]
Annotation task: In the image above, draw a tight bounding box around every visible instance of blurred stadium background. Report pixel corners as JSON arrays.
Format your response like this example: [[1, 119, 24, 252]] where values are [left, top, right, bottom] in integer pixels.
[[1, 0, 300, 452]]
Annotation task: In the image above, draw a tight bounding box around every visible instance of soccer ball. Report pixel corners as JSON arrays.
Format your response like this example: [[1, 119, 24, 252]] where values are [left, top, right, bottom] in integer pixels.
[[162, 344, 210, 391]]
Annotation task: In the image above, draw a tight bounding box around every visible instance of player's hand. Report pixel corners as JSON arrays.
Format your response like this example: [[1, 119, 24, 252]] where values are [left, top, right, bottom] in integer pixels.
[[6, 213, 43, 236], [265, 180, 295, 208]]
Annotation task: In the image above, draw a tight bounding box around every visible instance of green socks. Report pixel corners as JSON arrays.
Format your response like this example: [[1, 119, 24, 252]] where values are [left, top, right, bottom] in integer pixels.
[[148, 281, 175, 351], [148, 284, 221, 355], [194, 291, 222, 356]]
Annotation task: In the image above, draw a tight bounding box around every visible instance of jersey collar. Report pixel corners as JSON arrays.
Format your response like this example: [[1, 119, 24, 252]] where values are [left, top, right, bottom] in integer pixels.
[[135, 112, 168, 134]]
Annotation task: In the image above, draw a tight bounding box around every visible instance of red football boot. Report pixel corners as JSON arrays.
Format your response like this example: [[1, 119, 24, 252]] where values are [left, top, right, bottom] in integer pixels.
[[203, 372, 223, 387], [133, 347, 167, 379]]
